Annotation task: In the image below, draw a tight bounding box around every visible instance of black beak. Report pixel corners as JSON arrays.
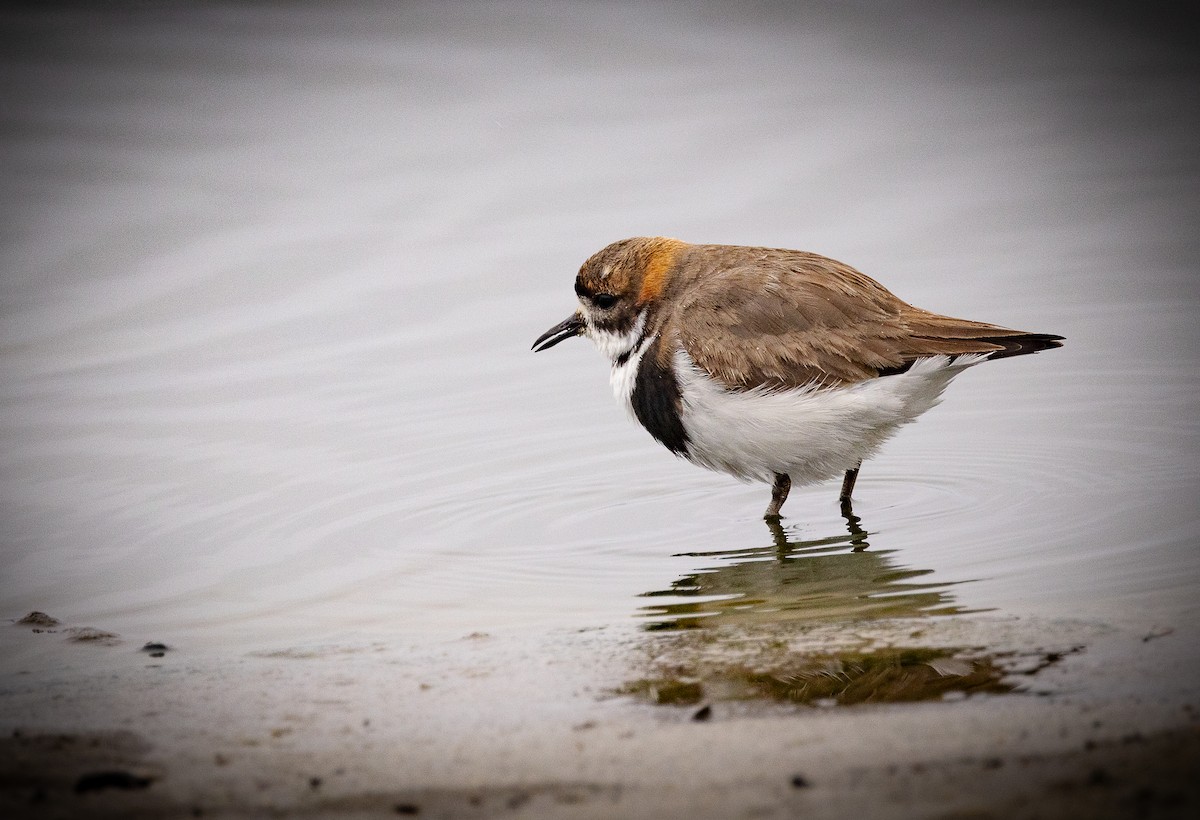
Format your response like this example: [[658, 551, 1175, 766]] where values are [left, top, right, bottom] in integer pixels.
[[532, 313, 584, 352]]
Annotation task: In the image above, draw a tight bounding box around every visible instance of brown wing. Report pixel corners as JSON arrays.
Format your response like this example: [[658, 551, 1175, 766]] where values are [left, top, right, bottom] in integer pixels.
[[664, 249, 1053, 390]]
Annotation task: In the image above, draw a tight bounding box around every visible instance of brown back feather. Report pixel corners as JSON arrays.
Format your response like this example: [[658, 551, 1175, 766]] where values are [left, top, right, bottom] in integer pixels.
[[661, 245, 1061, 390]]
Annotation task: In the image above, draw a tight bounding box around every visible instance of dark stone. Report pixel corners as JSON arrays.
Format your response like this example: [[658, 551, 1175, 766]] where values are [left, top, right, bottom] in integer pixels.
[[74, 770, 153, 794]]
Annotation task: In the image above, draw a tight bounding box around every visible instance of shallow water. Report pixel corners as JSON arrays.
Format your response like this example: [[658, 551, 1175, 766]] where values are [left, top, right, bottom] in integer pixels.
[[1, 0, 1197, 687]]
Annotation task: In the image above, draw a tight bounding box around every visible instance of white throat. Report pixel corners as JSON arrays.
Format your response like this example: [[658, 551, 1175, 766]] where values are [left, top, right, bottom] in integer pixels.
[[589, 310, 647, 362], [589, 311, 651, 417]]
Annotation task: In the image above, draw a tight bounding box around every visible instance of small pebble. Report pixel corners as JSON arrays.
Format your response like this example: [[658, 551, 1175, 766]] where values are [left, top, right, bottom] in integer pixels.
[[74, 771, 153, 793], [17, 612, 60, 627]]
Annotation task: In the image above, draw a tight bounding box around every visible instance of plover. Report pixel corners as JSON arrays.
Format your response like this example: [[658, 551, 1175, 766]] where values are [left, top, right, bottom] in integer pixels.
[[533, 237, 1062, 518]]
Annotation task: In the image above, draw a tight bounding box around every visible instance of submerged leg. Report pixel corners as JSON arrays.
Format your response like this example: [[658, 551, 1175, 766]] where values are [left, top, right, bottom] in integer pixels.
[[764, 473, 791, 519], [840, 498, 869, 551], [840, 461, 859, 513], [839, 463, 861, 505]]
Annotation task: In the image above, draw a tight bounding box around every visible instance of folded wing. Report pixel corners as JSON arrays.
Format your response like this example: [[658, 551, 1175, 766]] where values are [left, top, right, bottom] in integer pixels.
[[665, 250, 1062, 391]]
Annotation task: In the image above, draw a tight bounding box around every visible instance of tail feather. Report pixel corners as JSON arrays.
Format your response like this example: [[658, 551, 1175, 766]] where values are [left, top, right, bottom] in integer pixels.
[[972, 332, 1064, 360], [876, 331, 1063, 377]]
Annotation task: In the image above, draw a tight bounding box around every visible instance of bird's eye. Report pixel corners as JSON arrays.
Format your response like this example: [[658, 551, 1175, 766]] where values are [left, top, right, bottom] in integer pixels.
[[593, 293, 618, 309]]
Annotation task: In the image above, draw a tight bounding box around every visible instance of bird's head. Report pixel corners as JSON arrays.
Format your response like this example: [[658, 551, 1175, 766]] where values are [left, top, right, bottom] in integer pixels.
[[532, 236, 687, 362]]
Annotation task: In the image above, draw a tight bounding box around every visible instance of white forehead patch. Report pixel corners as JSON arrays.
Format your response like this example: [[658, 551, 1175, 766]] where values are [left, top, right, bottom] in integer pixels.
[[600, 264, 613, 279]]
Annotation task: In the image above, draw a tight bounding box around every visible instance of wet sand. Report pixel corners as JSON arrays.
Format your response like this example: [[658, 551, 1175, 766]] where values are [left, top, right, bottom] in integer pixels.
[[2, 612, 1196, 819]]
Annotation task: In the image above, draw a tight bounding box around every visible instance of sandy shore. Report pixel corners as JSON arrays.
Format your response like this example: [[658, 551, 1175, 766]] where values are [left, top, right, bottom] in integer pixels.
[[2, 612, 1197, 819]]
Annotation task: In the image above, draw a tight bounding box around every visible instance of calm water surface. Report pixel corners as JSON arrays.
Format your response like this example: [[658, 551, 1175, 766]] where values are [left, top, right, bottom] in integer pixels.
[[1, 3, 1197, 678]]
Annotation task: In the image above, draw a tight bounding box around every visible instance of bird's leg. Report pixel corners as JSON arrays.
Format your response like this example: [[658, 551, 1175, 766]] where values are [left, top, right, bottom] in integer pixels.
[[839, 463, 861, 505], [765, 473, 791, 519], [839, 464, 860, 520]]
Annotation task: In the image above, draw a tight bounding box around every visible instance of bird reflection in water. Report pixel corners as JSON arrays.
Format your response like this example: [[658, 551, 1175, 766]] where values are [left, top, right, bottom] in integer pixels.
[[639, 506, 974, 631]]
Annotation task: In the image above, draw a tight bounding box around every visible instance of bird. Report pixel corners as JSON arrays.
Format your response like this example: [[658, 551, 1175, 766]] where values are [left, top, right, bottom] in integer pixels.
[[532, 237, 1062, 519]]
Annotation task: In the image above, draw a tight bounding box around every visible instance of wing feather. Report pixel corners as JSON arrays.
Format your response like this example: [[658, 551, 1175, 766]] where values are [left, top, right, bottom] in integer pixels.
[[663, 249, 1050, 390]]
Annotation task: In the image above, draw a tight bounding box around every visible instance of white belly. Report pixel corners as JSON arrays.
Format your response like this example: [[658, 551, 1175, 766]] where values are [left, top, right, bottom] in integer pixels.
[[673, 350, 987, 485]]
